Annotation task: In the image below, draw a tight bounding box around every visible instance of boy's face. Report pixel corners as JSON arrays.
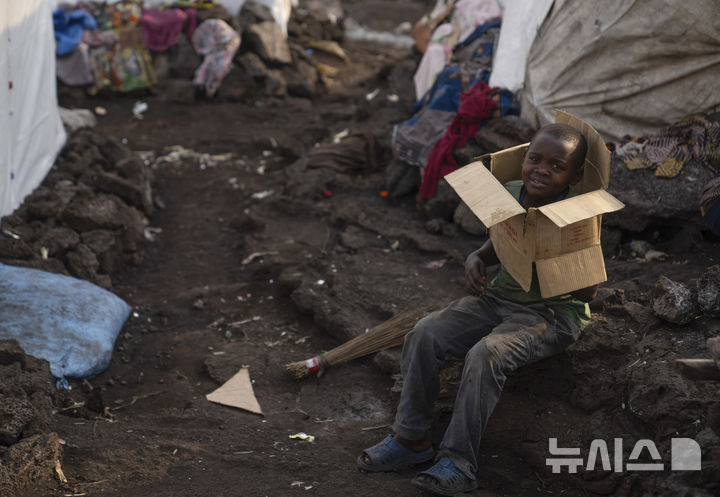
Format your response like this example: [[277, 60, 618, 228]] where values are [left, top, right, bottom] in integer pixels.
[[521, 132, 584, 206]]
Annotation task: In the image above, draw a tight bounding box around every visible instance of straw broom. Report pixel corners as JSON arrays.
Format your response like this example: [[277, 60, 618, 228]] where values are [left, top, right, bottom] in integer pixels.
[[284, 304, 438, 380]]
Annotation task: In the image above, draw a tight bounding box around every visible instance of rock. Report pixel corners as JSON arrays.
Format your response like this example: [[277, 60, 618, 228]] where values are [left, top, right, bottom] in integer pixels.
[[25, 188, 66, 220], [453, 201, 486, 236], [417, 179, 460, 221], [600, 226, 622, 257], [0, 396, 35, 445], [485, 115, 536, 144], [629, 239, 652, 257], [473, 126, 522, 154], [60, 193, 125, 232], [373, 347, 402, 375], [589, 287, 625, 312], [452, 141, 484, 168], [82, 128, 135, 165], [168, 37, 202, 79], [264, 68, 287, 96], [95, 171, 153, 216], [236, 52, 269, 81], [284, 59, 317, 98], [339, 225, 370, 250], [0, 433, 61, 497], [651, 275, 699, 325], [0, 237, 33, 259], [65, 243, 100, 282], [385, 158, 420, 198], [82, 230, 122, 274], [606, 157, 714, 231], [696, 265, 720, 316], [34, 227, 80, 257], [237, 0, 274, 27], [307, 40, 348, 63], [245, 21, 292, 65], [156, 78, 196, 104]]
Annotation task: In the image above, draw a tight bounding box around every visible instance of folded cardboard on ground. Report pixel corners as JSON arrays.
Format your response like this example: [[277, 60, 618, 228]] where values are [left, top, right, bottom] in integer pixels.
[[206, 367, 263, 415], [445, 110, 624, 298]]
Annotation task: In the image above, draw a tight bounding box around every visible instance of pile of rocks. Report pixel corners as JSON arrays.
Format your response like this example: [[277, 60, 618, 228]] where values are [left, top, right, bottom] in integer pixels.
[[0, 129, 152, 289], [652, 266, 720, 324], [0, 340, 60, 497], [160, 1, 346, 102]]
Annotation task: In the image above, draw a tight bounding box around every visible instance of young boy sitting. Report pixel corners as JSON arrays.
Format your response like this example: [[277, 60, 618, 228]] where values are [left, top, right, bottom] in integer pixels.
[[357, 123, 598, 496]]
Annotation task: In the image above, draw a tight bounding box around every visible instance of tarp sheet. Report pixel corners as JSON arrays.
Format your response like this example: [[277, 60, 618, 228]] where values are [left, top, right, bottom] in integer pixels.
[[1, 0, 66, 218], [519, 0, 720, 141]]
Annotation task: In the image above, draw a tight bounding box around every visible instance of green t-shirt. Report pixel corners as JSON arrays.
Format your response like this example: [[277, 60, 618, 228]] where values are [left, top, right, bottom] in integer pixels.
[[488, 180, 592, 330]]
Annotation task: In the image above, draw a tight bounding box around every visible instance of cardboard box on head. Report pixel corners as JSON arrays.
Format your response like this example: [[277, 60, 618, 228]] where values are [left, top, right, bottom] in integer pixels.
[[445, 110, 625, 298]]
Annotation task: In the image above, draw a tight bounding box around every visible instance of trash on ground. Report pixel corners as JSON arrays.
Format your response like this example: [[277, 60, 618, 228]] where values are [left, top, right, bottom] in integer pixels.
[[242, 251, 279, 265], [132, 101, 148, 119], [143, 227, 162, 242], [206, 367, 263, 415], [365, 88, 380, 101], [251, 189, 274, 200], [332, 128, 349, 143], [421, 259, 447, 269], [94, 106, 107, 116], [289, 432, 315, 443]]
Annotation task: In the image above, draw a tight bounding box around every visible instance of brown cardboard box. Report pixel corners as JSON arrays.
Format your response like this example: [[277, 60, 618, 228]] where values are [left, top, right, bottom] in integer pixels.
[[445, 110, 625, 298]]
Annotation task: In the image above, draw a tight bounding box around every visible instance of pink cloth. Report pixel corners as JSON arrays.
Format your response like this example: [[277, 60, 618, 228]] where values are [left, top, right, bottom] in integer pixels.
[[139, 8, 197, 52], [192, 19, 241, 97], [420, 81, 497, 201]]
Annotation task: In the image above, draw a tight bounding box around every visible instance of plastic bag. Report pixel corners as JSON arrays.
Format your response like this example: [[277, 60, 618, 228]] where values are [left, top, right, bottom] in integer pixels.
[[0, 263, 131, 381]]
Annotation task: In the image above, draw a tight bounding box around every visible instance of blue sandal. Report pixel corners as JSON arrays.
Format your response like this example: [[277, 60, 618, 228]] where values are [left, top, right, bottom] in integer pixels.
[[357, 435, 435, 472], [411, 457, 478, 496]]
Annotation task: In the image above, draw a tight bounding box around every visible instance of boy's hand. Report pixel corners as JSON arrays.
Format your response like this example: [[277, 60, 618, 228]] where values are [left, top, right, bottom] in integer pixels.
[[465, 251, 488, 296]]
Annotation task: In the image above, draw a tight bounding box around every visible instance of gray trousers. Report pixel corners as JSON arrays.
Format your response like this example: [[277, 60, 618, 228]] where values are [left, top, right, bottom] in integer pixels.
[[392, 292, 580, 480]]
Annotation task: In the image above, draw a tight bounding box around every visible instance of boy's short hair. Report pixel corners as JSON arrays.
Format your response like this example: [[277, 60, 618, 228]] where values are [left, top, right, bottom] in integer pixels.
[[535, 123, 588, 170]]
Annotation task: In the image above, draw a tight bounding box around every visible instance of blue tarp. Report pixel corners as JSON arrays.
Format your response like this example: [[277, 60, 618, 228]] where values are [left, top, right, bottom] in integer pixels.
[[0, 263, 130, 383]]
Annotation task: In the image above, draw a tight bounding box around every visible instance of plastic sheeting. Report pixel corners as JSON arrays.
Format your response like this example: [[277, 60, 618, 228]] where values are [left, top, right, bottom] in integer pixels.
[[0, 0, 67, 218], [0, 263, 131, 381], [520, 0, 720, 142], [487, 0, 553, 93]]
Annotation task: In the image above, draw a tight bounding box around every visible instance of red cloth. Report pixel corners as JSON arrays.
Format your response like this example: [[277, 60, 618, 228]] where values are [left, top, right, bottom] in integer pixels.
[[140, 8, 197, 52], [419, 81, 497, 201]]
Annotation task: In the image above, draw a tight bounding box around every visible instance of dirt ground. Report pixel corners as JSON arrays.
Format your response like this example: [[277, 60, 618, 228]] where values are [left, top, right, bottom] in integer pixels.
[[2, 3, 720, 497]]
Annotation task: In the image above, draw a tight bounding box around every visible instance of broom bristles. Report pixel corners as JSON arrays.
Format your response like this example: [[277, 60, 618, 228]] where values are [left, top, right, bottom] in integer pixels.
[[283, 304, 438, 379]]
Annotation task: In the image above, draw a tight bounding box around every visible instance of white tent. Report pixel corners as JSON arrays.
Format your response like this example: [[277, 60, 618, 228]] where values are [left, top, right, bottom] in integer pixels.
[[491, 0, 720, 141], [0, 0, 66, 219]]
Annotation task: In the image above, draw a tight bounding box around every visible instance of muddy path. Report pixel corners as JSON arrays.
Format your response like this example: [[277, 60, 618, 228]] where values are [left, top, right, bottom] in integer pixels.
[[7, 6, 720, 496]]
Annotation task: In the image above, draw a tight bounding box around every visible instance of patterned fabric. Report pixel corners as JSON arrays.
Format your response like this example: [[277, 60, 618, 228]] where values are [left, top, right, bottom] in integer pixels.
[[413, 0, 502, 99], [393, 21, 518, 173], [191, 19, 240, 97], [613, 116, 720, 178]]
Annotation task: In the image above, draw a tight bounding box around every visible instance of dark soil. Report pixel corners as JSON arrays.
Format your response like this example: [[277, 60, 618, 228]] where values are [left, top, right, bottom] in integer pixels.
[[2, 3, 719, 497]]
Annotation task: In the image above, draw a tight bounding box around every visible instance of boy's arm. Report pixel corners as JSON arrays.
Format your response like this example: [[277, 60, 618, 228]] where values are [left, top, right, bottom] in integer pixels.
[[570, 284, 598, 302], [465, 238, 499, 296]]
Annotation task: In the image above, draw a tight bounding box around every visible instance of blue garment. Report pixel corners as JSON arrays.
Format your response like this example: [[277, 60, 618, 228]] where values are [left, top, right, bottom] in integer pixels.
[[53, 9, 97, 56]]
